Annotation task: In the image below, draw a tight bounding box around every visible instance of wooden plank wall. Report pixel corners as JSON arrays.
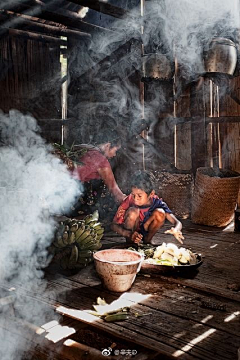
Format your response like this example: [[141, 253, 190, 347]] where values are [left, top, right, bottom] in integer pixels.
[[176, 76, 240, 174], [219, 76, 240, 173], [144, 81, 175, 169], [0, 34, 62, 120]]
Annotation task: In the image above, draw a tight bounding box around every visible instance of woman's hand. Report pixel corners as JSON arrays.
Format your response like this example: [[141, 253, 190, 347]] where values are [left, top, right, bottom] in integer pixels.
[[164, 227, 184, 244], [98, 167, 125, 204], [116, 193, 127, 205], [131, 231, 143, 244]]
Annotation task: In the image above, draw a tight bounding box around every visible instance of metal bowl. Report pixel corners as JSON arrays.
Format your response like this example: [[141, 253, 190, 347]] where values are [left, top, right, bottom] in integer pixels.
[[112, 244, 203, 275], [141, 254, 203, 274]]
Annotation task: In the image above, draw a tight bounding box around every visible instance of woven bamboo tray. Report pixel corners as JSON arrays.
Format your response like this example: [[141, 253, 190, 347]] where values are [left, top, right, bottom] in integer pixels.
[[192, 167, 240, 227]]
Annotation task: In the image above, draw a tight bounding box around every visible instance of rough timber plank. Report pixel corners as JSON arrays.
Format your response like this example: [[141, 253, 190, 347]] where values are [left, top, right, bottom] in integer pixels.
[[175, 122, 192, 171], [51, 272, 240, 338], [0, 221, 239, 359], [103, 221, 240, 293], [0, 271, 239, 360], [5, 269, 239, 360], [133, 279, 240, 337], [0, 279, 220, 360], [0, 315, 115, 360], [50, 278, 240, 360]]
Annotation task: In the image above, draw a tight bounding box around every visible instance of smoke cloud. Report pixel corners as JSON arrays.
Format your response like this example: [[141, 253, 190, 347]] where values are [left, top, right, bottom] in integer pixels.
[[142, 0, 240, 79], [0, 1, 239, 357], [0, 110, 81, 359], [69, 0, 240, 151]]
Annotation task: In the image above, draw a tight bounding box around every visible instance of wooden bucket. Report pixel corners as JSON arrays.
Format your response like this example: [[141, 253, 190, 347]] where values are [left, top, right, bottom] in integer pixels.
[[191, 167, 240, 227]]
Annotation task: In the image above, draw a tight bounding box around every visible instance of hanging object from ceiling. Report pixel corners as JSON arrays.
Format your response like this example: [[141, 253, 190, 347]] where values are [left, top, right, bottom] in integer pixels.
[[141, 53, 174, 82], [204, 37, 237, 76]]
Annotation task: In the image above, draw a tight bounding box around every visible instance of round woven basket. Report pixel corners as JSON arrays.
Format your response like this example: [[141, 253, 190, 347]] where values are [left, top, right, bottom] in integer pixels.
[[191, 167, 240, 227], [155, 172, 194, 219]]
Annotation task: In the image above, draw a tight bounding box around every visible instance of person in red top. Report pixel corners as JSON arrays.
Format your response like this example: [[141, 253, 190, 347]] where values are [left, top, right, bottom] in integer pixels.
[[72, 143, 124, 204], [69, 129, 125, 218], [111, 170, 184, 244]]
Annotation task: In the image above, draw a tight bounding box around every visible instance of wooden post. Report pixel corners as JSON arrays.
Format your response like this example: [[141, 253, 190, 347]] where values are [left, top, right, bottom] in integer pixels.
[[190, 82, 207, 174]]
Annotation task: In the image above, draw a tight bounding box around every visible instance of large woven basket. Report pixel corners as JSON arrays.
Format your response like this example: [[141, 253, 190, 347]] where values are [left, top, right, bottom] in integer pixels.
[[192, 167, 240, 227], [155, 172, 194, 219]]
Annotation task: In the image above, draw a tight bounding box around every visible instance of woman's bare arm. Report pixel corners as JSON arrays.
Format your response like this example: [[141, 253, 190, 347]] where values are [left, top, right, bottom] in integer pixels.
[[98, 167, 125, 204]]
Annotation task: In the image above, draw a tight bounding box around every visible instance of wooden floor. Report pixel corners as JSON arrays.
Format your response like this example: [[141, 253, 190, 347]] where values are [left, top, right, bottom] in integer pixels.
[[0, 220, 240, 360]]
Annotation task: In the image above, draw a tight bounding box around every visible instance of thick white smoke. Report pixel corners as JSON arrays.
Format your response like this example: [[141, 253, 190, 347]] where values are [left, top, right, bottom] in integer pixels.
[[0, 110, 81, 359], [72, 0, 240, 146], [68, 0, 240, 186], [143, 0, 240, 79]]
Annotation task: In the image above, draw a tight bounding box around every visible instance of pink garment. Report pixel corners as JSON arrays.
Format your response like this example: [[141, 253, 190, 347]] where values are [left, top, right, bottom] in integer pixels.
[[72, 149, 110, 182]]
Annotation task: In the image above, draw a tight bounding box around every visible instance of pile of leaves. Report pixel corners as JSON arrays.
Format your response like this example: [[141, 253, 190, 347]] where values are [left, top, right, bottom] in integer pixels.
[[52, 143, 88, 171], [88, 297, 151, 323]]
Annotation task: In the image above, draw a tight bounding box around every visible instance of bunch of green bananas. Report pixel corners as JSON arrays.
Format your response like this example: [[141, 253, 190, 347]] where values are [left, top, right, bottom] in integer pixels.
[[51, 211, 104, 270]]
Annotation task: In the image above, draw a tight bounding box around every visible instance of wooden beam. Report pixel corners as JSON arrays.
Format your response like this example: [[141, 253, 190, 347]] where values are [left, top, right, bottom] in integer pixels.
[[206, 116, 240, 123], [171, 116, 240, 125], [7, 27, 67, 45], [1, 1, 115, 35], [68, 37, 141, 92], [37, 116, 240, 128], [0, 0, 31, 11], [67, 0, 128, 19], [0, 11, 91, 40], [1, 0, 64, 15], [42, 4, 115, 34]]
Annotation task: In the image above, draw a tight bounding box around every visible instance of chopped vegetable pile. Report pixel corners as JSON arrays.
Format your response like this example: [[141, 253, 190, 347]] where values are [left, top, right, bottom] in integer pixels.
[[128, 243, 198, 266]]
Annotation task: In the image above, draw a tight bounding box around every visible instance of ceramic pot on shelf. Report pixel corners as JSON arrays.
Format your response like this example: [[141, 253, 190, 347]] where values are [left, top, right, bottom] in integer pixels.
[[204, 37, 237, 76]]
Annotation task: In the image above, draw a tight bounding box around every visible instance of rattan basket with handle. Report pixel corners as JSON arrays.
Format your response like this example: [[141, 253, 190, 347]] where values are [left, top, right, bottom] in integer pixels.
[[191, 167, 240, 227]]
